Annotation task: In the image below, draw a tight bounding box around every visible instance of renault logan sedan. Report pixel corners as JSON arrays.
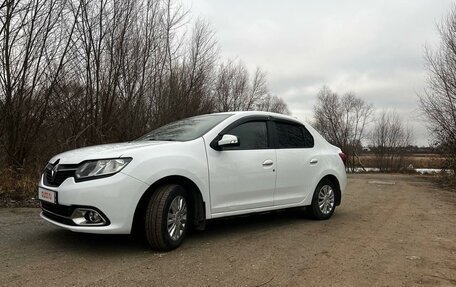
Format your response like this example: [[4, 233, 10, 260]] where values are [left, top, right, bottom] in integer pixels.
[[38, 111, 347, 251]]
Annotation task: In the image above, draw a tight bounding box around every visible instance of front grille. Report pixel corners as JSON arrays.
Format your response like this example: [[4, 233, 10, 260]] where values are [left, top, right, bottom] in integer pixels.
[[40, 202, 111, 226], [41, 201, 75, 226], [43, 161, 78, 187], [42, 211, 75, 225], [41, 201, 73, 217]]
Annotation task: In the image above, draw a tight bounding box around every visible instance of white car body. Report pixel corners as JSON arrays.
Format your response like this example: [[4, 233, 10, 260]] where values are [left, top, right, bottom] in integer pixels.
[[39, 111, 347, 236]]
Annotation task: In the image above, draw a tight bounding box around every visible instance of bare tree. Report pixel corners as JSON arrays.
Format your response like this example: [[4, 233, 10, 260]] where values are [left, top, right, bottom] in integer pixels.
[[173, 19, 218, 119], [0, 0, 78, 167], [313, 86, 373, 171], [0, 0, 289, 176], [213, 60, 248, 112], [370, 110, 412, 171], [245, 68, 268, 110], [419, 6, 456, 174], [212, 60, 290, 114], [256, 94, 290, 114]]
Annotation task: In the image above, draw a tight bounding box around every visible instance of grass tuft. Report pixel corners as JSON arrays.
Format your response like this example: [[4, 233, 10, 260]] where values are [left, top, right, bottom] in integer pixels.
[[0, 168, 40, 207]]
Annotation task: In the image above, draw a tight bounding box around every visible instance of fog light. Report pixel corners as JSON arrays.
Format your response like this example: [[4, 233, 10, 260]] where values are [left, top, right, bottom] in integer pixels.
[[71, 208, 107, 226], [85, 210, 102, 223]]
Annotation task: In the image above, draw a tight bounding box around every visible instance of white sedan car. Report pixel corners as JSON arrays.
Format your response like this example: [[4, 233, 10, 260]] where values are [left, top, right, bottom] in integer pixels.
[[38, 111, 347, 251]]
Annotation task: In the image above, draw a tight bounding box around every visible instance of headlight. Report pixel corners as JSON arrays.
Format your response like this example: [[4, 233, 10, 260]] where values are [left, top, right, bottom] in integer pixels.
[[75, 158, 132, 181]]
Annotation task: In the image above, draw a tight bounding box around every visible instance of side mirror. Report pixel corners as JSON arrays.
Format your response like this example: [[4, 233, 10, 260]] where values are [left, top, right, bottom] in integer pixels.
[[218, 134, 239, 148]]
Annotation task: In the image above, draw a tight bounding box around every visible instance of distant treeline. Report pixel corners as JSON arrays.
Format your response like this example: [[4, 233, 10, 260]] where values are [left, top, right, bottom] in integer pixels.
[[0, 0, 289, 171], [363, 146, 440, 154]]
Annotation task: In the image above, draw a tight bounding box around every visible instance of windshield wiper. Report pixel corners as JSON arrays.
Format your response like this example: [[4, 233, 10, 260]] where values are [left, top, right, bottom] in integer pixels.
[[147, 138, 177, 141]]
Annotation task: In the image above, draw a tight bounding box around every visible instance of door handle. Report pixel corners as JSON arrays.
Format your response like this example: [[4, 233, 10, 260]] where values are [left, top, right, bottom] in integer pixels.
[[262, 159, 274, 166], [310, 158, 318, 164]]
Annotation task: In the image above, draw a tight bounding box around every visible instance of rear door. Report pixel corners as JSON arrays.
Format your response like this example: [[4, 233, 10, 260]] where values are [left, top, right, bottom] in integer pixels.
[[272, 120, 318, 205], [207, 118, 276, 214]]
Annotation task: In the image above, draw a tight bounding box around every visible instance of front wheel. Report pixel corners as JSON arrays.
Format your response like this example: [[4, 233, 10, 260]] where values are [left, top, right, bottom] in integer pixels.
[[307, 179, 336, 220], [145, 184, 190, 251]]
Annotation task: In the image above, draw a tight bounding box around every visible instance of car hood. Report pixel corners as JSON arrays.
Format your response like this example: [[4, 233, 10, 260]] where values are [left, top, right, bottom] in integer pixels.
[[49, 141, 174, 164]]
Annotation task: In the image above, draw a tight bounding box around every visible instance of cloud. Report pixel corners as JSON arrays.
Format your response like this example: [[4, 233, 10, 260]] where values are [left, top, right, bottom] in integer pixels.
[[188, 0, 454, 145]]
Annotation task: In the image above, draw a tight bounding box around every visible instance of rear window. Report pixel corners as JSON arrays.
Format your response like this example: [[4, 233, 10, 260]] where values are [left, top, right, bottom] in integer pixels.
[[275, 122, 314, 148]]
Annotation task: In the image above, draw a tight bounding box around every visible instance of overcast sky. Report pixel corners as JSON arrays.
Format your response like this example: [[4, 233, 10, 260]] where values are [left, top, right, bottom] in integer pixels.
[[187, 0, 454, 146]]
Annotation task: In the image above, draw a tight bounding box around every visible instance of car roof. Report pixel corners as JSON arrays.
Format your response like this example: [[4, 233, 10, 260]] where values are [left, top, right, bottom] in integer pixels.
[[215, 111, 304, 125]]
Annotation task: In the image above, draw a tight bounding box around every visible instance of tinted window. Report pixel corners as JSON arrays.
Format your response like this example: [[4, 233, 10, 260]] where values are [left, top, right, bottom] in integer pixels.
[[138, 114, 232, 142], [302, 126, 315, 147], [276, 122, 314, 148], [225, 121, 268, 150]]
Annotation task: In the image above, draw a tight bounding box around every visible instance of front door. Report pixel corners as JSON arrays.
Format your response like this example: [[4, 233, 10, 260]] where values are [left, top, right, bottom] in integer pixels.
[[206, 120, 276, 215]]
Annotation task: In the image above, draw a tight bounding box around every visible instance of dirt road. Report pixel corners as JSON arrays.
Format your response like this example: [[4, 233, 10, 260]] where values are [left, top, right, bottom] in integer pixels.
[[0, 174, 455, 286]]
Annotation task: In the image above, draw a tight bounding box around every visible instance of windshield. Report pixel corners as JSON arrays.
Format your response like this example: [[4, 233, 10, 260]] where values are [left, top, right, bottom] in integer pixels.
[[138, 114, 233, 142]]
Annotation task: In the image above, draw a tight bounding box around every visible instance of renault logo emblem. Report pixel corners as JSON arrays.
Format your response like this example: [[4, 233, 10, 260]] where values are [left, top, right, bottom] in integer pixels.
[[51, 164, 59, 180]]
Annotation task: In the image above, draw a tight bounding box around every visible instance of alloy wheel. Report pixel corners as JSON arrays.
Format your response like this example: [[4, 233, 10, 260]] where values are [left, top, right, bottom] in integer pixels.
[[318, 185, 335, 214], [167, 195, 187, 241]]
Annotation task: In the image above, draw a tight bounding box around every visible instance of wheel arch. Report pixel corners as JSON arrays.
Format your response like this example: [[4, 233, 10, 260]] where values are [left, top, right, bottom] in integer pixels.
[[132, 175, 206, 235], [319, 174, 342, 206]]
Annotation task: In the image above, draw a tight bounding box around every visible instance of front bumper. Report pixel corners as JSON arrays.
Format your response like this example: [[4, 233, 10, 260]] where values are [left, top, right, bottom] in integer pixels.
[[39, 172, 149, 234]]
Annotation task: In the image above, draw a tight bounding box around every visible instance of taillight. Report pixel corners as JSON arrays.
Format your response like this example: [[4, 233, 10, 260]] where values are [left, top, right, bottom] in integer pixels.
[[339, 152, 347, 165]]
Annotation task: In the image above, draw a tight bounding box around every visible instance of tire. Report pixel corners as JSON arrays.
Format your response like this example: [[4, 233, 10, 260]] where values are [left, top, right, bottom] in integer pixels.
[[145, 184, 190, 251], [307, 179, 337, 220]]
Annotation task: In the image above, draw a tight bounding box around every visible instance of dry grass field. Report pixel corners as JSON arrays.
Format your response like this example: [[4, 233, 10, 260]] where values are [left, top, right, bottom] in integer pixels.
[[358, 153, 446, 169]]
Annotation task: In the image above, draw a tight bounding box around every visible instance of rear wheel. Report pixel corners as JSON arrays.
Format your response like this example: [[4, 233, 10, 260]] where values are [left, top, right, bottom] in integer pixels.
[[145, 184, 190, 251], [307, 179, 336, 220]]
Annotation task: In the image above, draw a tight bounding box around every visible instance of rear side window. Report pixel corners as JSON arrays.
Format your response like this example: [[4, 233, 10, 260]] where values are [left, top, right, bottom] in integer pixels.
[[275, 121, 314, 148], [225, 121, 268, 150]]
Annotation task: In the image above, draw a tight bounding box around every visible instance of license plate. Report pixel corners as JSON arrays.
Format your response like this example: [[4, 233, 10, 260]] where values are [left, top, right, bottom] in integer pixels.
[[38, 187, 57, 204]]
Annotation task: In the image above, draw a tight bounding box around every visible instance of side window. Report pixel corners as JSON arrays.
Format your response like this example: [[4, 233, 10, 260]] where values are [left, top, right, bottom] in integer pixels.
[[224, 121, 268, 150], [301, 126, 315, 148], [275, 121, 314, 148]]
